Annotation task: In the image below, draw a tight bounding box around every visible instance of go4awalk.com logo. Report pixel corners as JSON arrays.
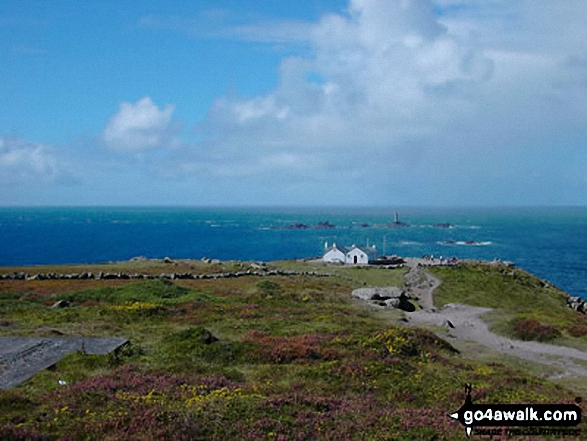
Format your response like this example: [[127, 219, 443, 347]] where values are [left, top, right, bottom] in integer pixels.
[[449, 384, 582, 437]]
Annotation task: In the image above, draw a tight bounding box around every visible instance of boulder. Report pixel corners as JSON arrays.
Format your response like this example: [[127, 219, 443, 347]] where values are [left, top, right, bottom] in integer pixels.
[[352, 287, 404, 301], [384, 298, 400, 308], [130, 256, 147, 262], [397, 296, 416, 312], [200, 328, 219, 345], [51, 300, 70, 309]]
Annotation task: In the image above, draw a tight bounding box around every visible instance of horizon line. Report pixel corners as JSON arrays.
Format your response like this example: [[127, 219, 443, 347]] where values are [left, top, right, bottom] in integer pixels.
[[1, 204, 586, 210]]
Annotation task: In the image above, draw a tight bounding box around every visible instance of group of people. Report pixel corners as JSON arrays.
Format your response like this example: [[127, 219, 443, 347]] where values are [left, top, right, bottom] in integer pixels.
[[421, 254, 459, 265]]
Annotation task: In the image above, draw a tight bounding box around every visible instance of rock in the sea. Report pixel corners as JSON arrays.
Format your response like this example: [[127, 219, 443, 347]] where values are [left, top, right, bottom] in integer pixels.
[[163, 257, 173, 264]]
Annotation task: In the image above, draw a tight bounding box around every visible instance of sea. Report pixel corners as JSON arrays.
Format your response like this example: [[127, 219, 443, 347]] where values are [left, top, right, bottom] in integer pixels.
[[0, 206, 585, 300]]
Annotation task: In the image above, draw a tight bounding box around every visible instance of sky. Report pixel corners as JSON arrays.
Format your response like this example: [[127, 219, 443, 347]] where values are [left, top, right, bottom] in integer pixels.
[[1, 0, 586, 207]]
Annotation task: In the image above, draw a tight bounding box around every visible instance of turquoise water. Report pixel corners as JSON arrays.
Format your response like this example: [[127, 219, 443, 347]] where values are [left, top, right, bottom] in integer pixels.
[[0, 206, 586, 299]]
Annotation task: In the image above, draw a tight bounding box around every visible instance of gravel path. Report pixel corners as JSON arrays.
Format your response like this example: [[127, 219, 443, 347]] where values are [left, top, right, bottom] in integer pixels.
[[408, 304, 587, 378], [404, 258, 441, 311], [403, 262, 587, 379]]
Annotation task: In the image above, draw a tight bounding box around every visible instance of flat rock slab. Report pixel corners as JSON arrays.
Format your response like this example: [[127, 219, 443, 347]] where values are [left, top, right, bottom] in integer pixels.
[[352, 286, 405, 301], [0, 337, 128, 389]]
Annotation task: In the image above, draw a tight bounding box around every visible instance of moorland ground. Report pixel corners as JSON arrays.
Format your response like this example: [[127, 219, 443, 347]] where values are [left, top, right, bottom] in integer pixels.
[[0, 259, 585, 440]]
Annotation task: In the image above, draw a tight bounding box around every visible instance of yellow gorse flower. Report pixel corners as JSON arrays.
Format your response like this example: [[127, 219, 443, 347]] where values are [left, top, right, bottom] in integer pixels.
[[111, 301, 159, 311]]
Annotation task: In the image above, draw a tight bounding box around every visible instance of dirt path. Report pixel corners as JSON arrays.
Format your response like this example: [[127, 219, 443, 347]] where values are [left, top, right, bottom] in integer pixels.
[[402, 261, 587, 379], [404, 258, 440, 311], [408, 304, 587, 378]]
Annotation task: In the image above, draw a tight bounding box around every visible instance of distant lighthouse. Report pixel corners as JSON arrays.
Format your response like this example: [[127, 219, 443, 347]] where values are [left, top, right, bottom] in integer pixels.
[[388, 211, 409, 228]]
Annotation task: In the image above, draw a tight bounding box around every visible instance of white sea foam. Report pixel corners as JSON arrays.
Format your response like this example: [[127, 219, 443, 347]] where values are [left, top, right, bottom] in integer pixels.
[[438, 240, 492, 246]]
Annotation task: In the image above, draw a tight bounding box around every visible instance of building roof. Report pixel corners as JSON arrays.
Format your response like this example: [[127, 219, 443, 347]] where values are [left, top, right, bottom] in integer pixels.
[[324, 243, 348, 254], [346, 245, 377, 255]]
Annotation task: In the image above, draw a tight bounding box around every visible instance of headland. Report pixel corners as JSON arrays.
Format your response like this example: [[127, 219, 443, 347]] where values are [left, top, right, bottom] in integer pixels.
[[0, 256, 585, 439]]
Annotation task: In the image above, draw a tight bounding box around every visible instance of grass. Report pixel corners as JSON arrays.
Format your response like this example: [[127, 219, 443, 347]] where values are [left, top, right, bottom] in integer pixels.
[[429, 262, 587, 347], [0, 260, 584, 440], [0, 258, 247, 277], [273, 259, 409, 287]]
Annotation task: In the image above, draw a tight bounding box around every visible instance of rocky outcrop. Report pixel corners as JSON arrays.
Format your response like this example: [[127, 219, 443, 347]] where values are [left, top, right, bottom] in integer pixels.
[[352, 287, 415, 312], [352, 287, 404, 301], [129, 256, 148, 262], [568, 296, 586, 314], [51, 300, 70, 308]]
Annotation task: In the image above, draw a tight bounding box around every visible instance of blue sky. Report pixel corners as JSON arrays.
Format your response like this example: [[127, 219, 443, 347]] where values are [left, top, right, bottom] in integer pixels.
[[1, 0, 586, 206]]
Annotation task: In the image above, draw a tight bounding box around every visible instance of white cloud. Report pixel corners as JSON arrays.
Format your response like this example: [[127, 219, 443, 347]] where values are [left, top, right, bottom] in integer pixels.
[[188, 0, 493, 177], [231, 96, 290, 124], [0, 137, 62, 184], [149, 0, 587, 204], [102, 97, 179, 151]]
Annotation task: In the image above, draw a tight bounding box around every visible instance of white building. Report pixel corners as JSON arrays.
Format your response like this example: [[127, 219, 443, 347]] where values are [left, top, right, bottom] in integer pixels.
[[345, 245, 377, 265], [322, 242, 347, 263], [323, 242, 377, 265]]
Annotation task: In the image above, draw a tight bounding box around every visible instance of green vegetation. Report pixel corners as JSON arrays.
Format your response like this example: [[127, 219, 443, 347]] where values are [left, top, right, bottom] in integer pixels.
[[430, 262, 587, 346], [274, 260, 409, 287], [0, 260, 583, 439]]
